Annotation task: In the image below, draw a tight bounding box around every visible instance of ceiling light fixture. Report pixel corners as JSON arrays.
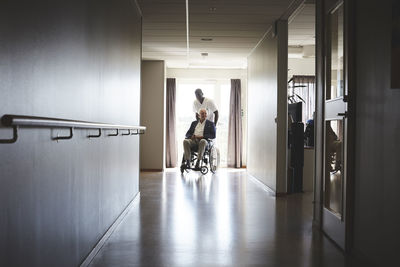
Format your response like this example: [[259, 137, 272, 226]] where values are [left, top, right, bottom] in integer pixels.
[[200, 52, 208, 63], [209, 7, 217, 12]]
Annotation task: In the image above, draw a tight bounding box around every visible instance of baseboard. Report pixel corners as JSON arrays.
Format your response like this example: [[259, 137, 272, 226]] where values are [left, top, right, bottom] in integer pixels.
[[247, 173, 276, 196], [79, 192, 141, 267], [140, 169, 163, 172]]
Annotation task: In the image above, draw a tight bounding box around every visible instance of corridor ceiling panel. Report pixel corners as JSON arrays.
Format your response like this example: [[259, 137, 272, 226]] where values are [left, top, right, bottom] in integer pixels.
[[137, 0, 293, 69], [288, 3, 315, 47]]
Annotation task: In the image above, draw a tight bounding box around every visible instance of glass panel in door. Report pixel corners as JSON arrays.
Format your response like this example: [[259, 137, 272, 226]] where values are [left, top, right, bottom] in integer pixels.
[[324, 120, 344, 217], [327, 4, 344, 100]]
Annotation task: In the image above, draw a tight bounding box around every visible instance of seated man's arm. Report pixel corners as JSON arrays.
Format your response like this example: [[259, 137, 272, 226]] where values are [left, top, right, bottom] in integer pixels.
[[185, 122, 196, 139], [203, 122, 216, 140]]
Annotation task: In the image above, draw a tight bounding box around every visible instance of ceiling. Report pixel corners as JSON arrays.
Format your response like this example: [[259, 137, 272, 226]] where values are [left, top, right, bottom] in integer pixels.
[[137, 0, 315, 69], [288, 3, 315, 59], [288, 3, 315, 47]]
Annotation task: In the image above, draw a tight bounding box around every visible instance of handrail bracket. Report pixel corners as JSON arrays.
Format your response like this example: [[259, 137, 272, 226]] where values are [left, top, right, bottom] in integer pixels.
[[0, 126, 18, 144], [53, 127, 74, 141], [88, 128, 102, 138]]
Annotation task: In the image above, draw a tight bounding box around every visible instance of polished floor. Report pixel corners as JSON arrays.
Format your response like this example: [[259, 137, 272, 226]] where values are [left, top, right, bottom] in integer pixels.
[[89, 169, 362, 267]]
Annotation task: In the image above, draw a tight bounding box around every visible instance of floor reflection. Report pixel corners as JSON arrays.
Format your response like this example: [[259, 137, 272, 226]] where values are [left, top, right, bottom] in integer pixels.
[[90, 169, 363, 267]]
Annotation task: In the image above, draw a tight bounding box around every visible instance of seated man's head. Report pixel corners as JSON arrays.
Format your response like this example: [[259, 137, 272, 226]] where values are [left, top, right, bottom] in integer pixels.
[[199, 108, 207, 121]]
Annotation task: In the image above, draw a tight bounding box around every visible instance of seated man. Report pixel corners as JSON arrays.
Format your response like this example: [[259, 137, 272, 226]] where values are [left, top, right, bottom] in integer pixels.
[[182, 108, 216, 169]]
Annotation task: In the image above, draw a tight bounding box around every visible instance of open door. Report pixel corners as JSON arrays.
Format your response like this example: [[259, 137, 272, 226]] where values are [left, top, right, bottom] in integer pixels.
[[321, 0, 349, 249]]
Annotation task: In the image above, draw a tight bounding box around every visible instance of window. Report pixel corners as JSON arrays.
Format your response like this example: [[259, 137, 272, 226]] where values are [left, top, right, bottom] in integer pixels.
[[288, 75, 315, 124], [176, 79, 230, 167]]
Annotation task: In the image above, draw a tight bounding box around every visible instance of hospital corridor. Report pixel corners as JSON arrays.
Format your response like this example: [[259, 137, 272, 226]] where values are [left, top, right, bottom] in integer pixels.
[[1, 0, 399, 267]]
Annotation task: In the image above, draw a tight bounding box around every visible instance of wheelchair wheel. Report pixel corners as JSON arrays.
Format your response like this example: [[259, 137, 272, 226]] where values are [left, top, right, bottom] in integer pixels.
[[209, 146, 220, 174], [200, 166, 208, 175]]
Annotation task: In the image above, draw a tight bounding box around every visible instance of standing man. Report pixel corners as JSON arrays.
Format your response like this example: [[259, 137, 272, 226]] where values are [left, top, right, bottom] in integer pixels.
[[193, 88, 219, 126]]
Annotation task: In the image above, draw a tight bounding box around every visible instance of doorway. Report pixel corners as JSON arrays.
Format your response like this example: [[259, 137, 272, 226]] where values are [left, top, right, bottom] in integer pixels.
[[175, 79, 231, 167], [322, 0, 347, 249], [287, 2, 316, 194], [315, 0, 355, 251]]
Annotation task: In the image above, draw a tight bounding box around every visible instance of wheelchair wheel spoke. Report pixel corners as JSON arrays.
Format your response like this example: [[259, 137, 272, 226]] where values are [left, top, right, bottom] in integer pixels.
[[209, 146, 219, 174]]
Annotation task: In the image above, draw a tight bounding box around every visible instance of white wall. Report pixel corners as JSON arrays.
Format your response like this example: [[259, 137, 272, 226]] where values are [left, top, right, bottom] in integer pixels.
[[247, 21, 288, 193], [288, 58, 315, 77], [277, 21, 289, 193], [167, 68, 248, 166], [140, 61, 165, 170]]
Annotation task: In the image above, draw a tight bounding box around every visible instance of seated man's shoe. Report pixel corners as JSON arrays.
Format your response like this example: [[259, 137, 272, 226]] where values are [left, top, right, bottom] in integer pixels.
[[181, 160, 190, 169], [194, 160, 201, 170]]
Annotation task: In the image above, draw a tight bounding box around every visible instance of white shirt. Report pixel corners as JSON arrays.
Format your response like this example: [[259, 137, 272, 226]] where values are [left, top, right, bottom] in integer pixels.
[[194, 120, 206, 137], [193, 97, 218, 122]]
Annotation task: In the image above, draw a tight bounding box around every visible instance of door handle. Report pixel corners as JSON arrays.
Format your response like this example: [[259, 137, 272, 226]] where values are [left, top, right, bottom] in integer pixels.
[[337, 112, 348, 118]]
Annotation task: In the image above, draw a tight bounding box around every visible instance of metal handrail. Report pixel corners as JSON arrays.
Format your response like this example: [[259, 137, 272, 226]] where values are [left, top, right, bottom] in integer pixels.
[[0, 114, 146, 143]]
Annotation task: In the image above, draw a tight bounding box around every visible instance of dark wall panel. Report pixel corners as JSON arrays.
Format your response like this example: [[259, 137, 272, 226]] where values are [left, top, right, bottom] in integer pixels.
[[353, 0, 400, 264], [0, 0, 142, 266]]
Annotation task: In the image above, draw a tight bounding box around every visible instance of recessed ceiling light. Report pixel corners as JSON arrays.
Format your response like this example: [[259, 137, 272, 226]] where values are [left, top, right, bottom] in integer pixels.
[[209, 7, 217, 12], [201, 38, 213, 41]]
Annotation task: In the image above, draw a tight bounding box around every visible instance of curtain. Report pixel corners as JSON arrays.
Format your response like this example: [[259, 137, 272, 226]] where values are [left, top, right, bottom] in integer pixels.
[[291, 75, 315, 124], [166, 78, 177, 167], [227, 79, 242, 168]]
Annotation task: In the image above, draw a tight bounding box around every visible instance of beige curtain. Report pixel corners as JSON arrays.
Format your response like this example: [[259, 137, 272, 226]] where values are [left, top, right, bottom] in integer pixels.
[[166, 78, 177, 167], [227, 79, 242, 168], [291, 75, 315, 124]]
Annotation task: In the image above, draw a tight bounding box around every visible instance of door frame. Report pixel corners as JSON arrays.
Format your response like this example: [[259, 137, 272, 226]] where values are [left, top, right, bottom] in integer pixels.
[[314, 0, 356, 252]]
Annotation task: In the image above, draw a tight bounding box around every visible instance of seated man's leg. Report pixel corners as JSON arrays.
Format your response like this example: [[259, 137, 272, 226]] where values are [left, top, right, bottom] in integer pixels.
[[183, 139, 194, 162], [197, 139, 208, 162]]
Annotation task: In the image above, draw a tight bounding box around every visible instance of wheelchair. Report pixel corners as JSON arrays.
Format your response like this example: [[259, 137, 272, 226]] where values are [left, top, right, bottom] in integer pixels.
[[180, 139, 220, 175]]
